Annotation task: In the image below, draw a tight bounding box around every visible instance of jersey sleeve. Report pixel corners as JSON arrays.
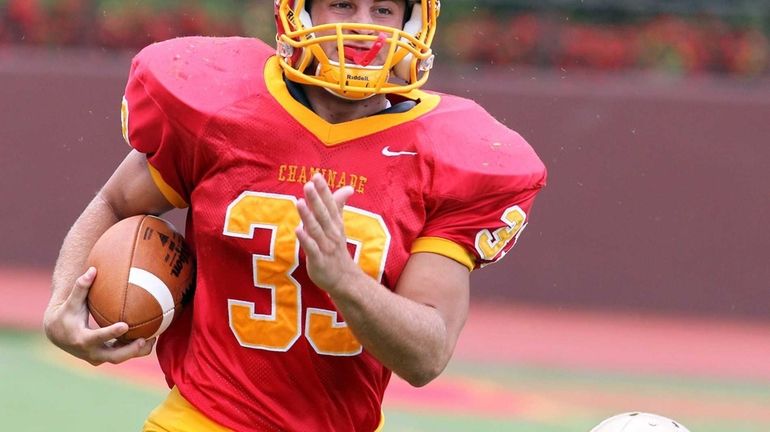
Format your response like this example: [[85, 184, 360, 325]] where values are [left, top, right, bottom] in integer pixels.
[[120, 37, 274, 209], [413, 100, 547, 271], [122, 46, 195, 208]]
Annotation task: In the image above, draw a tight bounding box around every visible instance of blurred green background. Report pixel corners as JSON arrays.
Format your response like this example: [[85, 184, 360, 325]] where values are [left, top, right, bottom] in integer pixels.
[[2, 0, 769, 76]]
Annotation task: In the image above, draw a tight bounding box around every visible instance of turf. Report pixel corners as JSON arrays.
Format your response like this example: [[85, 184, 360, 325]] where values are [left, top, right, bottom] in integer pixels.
[[4, 330, 770, 431], [0, 330, 164, 432]]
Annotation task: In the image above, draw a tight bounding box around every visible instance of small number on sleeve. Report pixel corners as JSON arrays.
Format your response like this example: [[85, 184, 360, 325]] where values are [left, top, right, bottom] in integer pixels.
[[474, 205, 527, 261]]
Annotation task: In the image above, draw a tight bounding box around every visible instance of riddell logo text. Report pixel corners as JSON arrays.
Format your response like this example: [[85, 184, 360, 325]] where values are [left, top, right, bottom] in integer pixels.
[[286, 10, 297, 27], [347, 75, 369, 82]]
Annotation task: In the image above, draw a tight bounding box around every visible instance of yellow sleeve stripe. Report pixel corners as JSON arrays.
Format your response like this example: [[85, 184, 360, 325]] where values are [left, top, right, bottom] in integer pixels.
[[374, 411, 385, 432], [411, 237, 476, 272], [147, 163, 189, 209]]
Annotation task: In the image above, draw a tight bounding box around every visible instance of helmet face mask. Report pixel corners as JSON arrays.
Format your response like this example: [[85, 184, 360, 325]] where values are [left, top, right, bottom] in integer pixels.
[[275, 0, 439, 100]]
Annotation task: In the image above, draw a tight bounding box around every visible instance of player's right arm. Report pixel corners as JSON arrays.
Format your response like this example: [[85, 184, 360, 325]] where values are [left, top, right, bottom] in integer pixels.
[[43, 150, 174, 365], [43, 38, 216, 365]]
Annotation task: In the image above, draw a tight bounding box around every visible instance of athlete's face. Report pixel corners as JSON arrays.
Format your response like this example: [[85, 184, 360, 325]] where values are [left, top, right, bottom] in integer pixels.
[[309, 0, 407, 66]]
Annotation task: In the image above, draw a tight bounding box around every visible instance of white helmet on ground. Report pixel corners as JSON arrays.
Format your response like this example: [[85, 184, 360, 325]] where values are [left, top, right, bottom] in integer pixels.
[[590, 412, 691, 432]]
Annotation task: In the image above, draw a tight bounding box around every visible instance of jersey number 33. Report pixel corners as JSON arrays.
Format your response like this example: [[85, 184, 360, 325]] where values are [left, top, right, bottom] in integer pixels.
[[223, 192, 390, 357]]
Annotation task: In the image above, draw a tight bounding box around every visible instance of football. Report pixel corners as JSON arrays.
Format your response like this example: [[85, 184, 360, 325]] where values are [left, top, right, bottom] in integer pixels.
[[590, 412, 690, 432], [86, 215, 195, 343]]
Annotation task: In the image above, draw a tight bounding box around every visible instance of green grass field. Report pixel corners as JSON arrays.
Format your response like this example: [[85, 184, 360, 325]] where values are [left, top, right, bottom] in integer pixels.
[[4, 328, 770, 431]]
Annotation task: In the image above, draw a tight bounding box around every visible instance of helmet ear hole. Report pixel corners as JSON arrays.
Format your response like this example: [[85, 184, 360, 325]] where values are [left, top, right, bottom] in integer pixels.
[[402, 2, 421, 34], [299, 3, 313, 28], [393, 54, 414, 82], [393, 3, 422, 82], [403, 0, 415, 24]]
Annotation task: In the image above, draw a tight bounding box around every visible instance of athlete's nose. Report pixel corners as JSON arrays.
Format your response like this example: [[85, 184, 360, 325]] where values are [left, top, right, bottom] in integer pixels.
[[349, 7, 376, 31]]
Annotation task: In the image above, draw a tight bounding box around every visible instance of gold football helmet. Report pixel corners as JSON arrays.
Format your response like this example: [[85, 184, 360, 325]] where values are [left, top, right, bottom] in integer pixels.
[[274, 0, 440, 100]]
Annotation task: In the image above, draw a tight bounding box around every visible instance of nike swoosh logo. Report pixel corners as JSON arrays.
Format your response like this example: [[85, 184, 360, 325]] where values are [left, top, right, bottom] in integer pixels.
[[382, 146, 418, 157]]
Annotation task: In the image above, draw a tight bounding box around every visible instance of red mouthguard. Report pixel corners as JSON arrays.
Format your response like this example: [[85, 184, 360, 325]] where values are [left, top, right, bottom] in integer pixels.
[[345, 32, 388, 66]]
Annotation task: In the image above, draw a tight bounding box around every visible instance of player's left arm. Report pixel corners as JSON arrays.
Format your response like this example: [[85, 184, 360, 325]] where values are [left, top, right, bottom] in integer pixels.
[[297, 174, 468, 387]]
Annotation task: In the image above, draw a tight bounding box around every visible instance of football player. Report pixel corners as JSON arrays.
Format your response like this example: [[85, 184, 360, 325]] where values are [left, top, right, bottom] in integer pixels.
[[43, 0, 547, 430]]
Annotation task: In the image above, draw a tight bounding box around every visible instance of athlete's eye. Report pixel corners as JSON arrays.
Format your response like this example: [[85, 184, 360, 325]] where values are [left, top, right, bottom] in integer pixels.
[[330, 1, 353, 10], [373, 7, 394, 16]]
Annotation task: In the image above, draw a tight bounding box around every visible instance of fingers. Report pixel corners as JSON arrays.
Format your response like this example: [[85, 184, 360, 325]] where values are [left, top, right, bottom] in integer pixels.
[[311, 174, 352, 221], [297, 173, 354, 257], [332, 186, 355, 215], [92, 337, 153, 365], [66, 267, 96, 309], [297, 198, 324, 241], [139, 338, 157, 357], [52, 267, 156, 366], [108, 337, 156, 361], [296, 223, 321, 259], [84, 322, 129, 347], [304, 174, 353, 230], [303, 180, 334, 233], [311, 174, 354, 217]]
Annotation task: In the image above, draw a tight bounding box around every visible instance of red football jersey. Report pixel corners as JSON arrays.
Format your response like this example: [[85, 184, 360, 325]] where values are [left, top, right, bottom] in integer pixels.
[[122, 37, 546, 431]]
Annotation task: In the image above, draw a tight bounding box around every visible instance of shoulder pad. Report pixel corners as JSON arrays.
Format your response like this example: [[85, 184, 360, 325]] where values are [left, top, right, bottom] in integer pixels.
[[130, 36, 274, 134], [420, 95, 546, 194]]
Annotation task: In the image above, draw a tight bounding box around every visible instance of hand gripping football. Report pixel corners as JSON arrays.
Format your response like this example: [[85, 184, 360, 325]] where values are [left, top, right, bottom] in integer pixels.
[[86, 215, 195, 343]]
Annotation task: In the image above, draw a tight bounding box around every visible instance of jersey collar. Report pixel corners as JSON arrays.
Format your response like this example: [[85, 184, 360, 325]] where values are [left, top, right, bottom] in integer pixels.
[[264, 56, 441, 146]]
